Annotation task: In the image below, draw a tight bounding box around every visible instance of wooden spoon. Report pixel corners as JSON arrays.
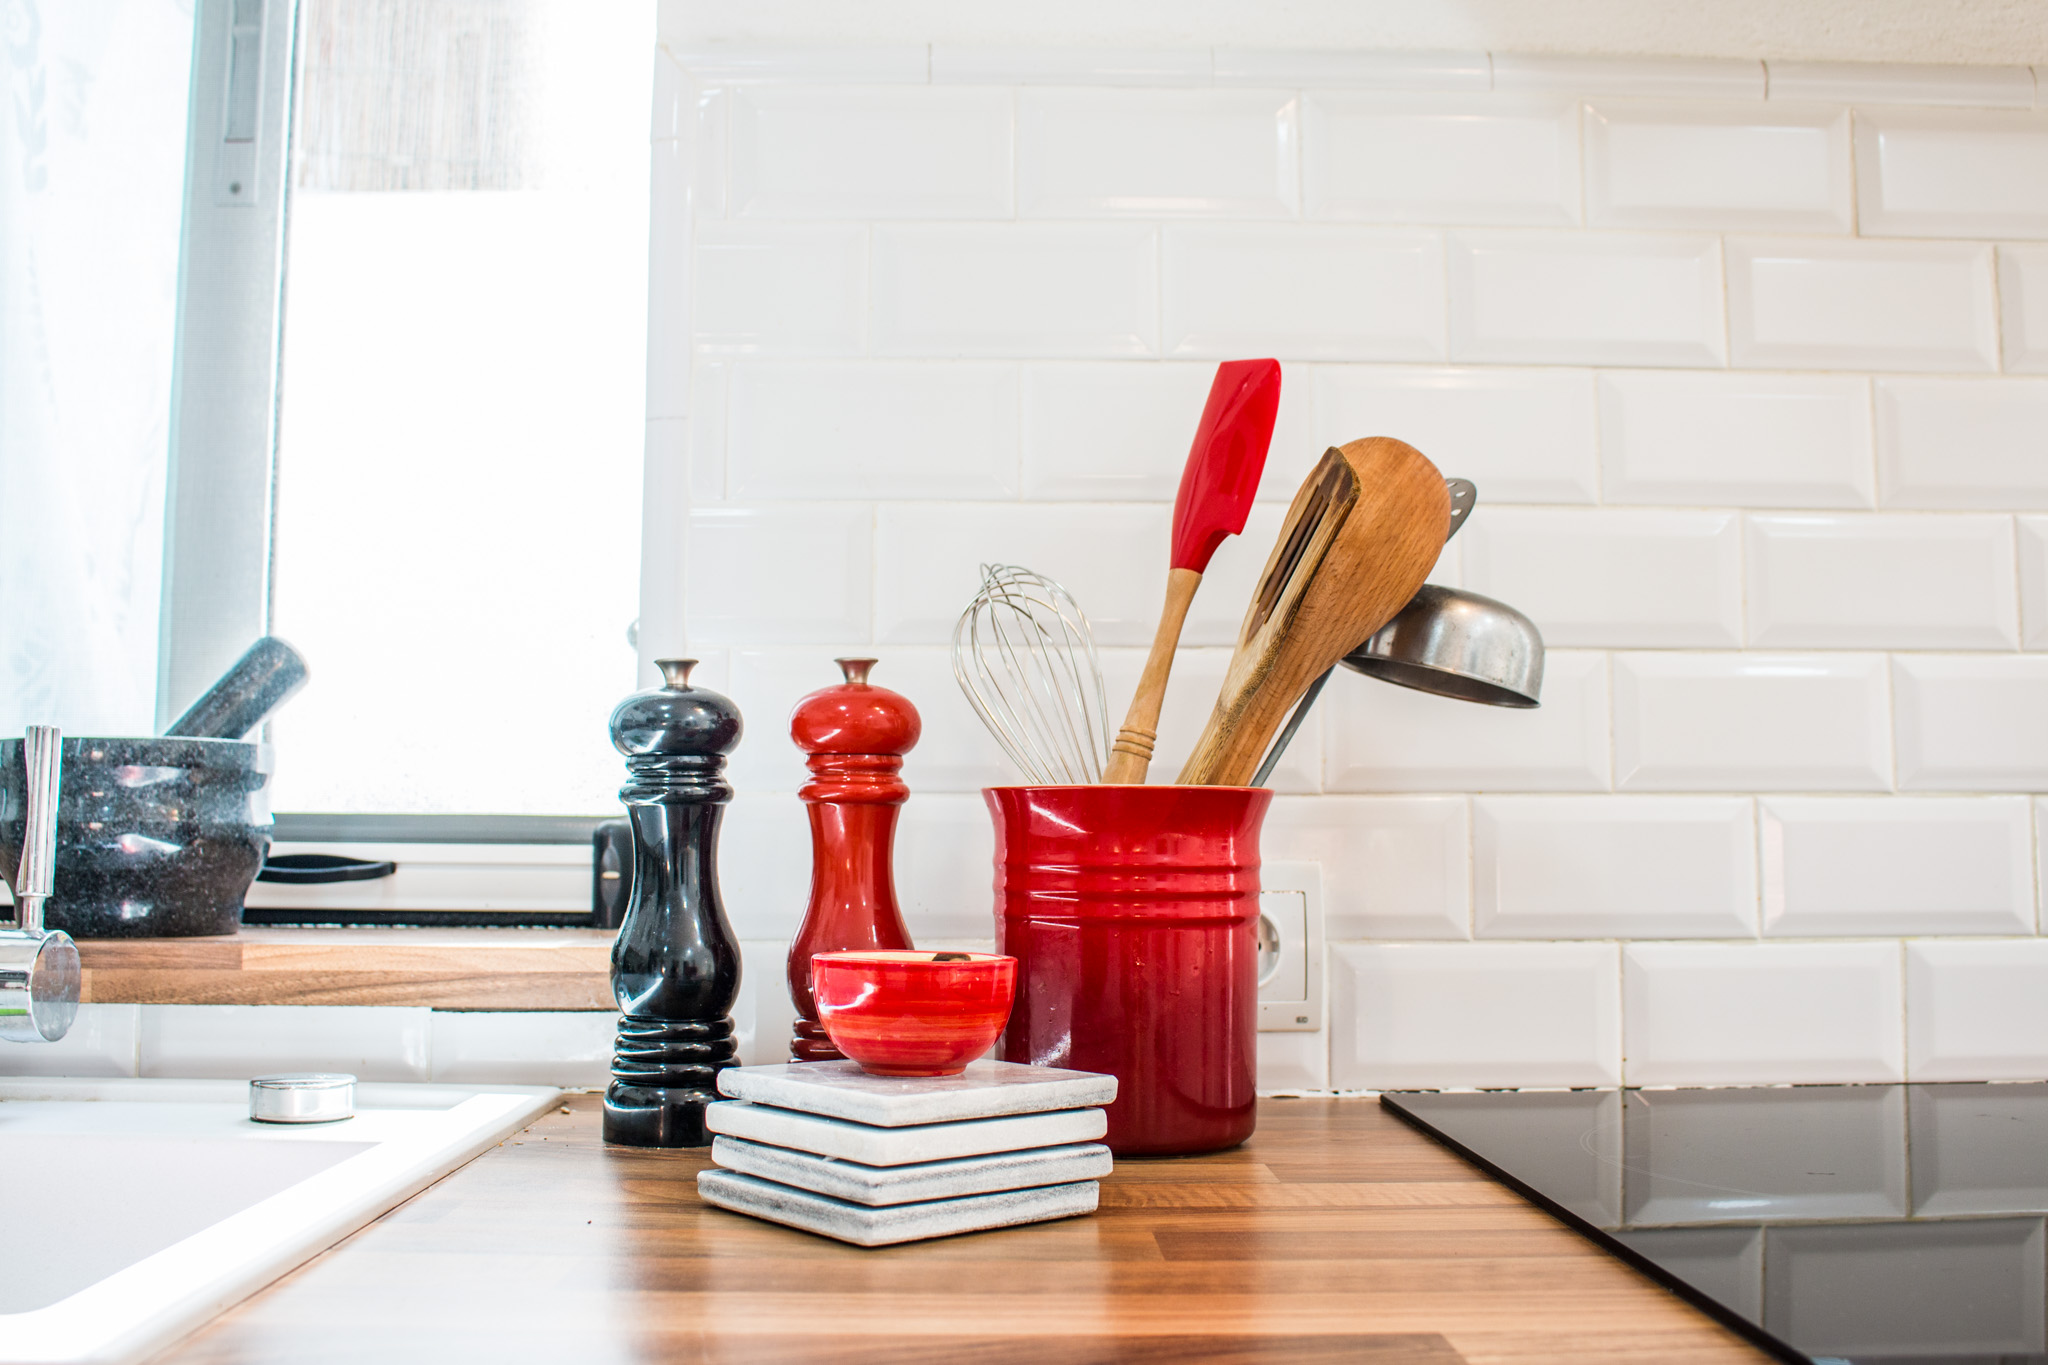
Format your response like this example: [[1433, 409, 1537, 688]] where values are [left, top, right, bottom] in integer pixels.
[[1102, 359, 1280, 784], [1175, 437, 1449, 787]]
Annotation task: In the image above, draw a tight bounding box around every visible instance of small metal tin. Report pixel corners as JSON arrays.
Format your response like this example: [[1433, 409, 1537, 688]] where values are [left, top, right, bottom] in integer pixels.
[[249, 1073, 356, 1124]]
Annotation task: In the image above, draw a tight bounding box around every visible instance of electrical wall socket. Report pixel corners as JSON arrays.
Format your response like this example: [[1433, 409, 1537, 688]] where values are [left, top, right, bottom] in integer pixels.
[[1257, 860, 1324, 1032]]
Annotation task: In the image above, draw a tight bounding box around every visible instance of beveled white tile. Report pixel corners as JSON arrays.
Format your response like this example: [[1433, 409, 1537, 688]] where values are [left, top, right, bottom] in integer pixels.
[[1623, 942, 1904, 1086], [872, 225, 1158, 358], [872, 502, 1162, 646], [139, 1005, 433, 1082], [690, 85, 729, 217], [1311, 366, 1598, 503], [1325, 650, 1612, 793], [720, 792, 813, 940], [1493, 53, 1766, 99], [430, 1011, 614, 1087], [734, 937, 796, 1066], [729, 87, 1012, 220], [1448, 231, 1726, 367], [647, 138, 694, 417], [1020, 362, 1313, 504], [652, 47, 689, 143], [671, 46, 932, 84], [896, 792, 1001, 941], [685, 360, 728, 500], [1762, 797, 2035, 936], [2021, 518, 2048, 648], [1475, 796, 1758, 939], [1745, 513, 2018, 649], [685, 504, 873, 646], [1999, 245, 2048, 372], [1257, 1030, 1330, 1093], [1727, 237, 1999, 372], [1856, 107, 2048, 238], [1599, 372, 1874, 508], [1906, 940, 2048, 1081], [1463, 508, 1741, 648], [1613, 653, 1892, 792], [1332, 942, 1622, 1090], [1214, 49, 1488, 90], [1894, 655, 2048, 791], [1585, 101, 1851, 232], [1766, 61, 2036, 109], [693, 223, 865, 354], [1161, 226, 1445, 361], [1877, 378, 2048, 508], [1100, 644, 1320, 792], [1302, 95, 1580, 226], [1268, 795, 1470, 940], [1019, 89, 1297, 219], [930, 45, 1209, 86], [0, 1004, 138, 1077], [727, 362, 1019, 500]]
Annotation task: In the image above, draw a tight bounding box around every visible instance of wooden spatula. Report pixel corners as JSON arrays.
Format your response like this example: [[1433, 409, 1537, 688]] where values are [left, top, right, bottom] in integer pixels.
[[1176, 437, 1450, 787], [1103, 359, 1281, 784]]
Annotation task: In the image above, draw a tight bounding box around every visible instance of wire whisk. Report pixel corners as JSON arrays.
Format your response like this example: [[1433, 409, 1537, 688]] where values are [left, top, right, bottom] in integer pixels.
[[952, 564, 1111, 784]]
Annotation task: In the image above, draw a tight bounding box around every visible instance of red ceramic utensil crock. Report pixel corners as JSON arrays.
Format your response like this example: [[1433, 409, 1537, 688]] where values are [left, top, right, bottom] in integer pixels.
[[988, 784, 1271, 1156], [811, 950, 1017, 1077]]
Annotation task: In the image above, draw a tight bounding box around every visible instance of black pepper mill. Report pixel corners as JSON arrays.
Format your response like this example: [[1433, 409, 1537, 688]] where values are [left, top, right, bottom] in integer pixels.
[[603, 657, 743, 1148]]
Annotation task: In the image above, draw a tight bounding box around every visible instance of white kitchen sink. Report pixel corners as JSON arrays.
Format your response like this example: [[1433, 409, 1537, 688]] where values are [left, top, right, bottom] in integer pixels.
[[0, 1077, 560, 1364]]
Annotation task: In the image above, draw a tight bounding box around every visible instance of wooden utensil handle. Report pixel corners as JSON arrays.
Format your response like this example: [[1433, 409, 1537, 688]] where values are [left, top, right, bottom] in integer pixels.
[[1104, 567, 1203, 785]]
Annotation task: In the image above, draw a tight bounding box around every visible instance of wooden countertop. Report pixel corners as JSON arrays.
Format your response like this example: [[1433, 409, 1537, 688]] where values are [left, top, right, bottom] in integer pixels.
[[79, 929, 614, 1010], [158, 1095, 1769, 1365]]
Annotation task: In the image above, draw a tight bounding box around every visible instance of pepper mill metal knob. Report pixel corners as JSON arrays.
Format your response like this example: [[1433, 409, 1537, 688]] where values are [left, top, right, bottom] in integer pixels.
[[603, 658, 743, 1147], [786, 657, 921, 1062]]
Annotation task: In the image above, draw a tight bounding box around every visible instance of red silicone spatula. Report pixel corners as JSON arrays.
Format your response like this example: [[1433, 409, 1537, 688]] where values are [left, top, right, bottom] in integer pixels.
[[1103, 358, 1282, 784]]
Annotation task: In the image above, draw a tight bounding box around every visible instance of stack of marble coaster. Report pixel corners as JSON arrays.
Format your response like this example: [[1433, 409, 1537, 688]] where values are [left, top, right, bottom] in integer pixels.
[[697, 1059, 1118, 1247]]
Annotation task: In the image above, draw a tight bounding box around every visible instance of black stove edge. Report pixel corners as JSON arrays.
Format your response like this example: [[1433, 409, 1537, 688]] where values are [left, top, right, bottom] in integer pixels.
[[1376, 1091, 1810, 1365]]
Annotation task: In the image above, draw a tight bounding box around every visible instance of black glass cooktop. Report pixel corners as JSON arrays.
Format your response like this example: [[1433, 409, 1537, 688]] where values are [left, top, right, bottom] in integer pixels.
[[1383, 1085, 2048, 1365]]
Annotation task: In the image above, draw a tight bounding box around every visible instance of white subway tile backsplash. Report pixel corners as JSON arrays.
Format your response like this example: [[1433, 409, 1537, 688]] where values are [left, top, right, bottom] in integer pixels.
[[1745, 513, 2019, 649], [1492, 54, 1767, 99], [728, 362, 1019, 500], [1161, 226, 1445, 360], [1474, 796, 1758, 939], [1855, 107, 2048, 239], [1906, 940, 2048, 1081], [1877, 378, 2048, 507], [1311, 366, 1599, 503], [1599, 371, 1874, 508], [1325, 650, 1612, 792], [1332, 942, 1622, 1090], [1019, 89, 1298, 219], [896, 793, 1001, 940], [1268, 796, 1471, 940], [1761, 797, 2036, 936], [2022, 518, 2048, 648], [646, 138, 694, 417], [1894, 655, 2048, 791], [140, 1006, 432, 1082], [931, 45, 1210, 86], [1766, 62, 2037, 109], [1463, 508, 1742, 648], [720, 792, 813, 940], [1448, 231, 1726, 367], [429, 1012, 614, 1087], [1999, 245, 2048, 372], [1624, 942, 1905, 1086], [0, 1004, 137, 1077], [729, 87, 1012, 220], [1613, 653, 1893, 791], [872, 225, 1159, 358], [1726, 237, 1999, 372], [1100, 644, 1320, 791], [670, 46, 932, 85], [1302, 95, 1580, 226], [873, 502, 1163, 646], [1213, 49, 1489, 90], [1586, 102, 1852, 232], [685, 361, 728, 500], [685, 504, 873, 646], [693, 224, 865, 354]]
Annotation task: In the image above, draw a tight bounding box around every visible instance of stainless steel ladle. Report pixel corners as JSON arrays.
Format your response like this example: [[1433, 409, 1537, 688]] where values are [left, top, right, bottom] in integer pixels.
[[1249, 480, 1546, 786]]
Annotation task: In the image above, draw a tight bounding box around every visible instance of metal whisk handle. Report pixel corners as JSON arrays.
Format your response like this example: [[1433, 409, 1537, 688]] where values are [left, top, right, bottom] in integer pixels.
[[17, 725, 59, 932]]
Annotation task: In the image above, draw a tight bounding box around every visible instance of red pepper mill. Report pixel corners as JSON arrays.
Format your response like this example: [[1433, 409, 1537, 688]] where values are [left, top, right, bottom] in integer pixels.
[[786, 657, 921, 1062]]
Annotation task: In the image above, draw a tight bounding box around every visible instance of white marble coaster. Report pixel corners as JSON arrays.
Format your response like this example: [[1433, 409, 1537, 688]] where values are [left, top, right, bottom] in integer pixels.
[[704, 1100, 1107, 1166], [697, 1168, 1099, 1247], [716, 1060, 1117, 1128], [712, 1135, 1112, 1206]]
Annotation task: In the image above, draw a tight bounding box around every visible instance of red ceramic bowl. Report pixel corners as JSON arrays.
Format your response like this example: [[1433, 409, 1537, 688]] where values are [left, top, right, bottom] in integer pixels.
[[811, 950, 1017, 1077]]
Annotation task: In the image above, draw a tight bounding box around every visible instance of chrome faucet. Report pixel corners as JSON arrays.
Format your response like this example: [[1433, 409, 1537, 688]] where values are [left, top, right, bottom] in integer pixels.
[[2, 726, 79, 1042]]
